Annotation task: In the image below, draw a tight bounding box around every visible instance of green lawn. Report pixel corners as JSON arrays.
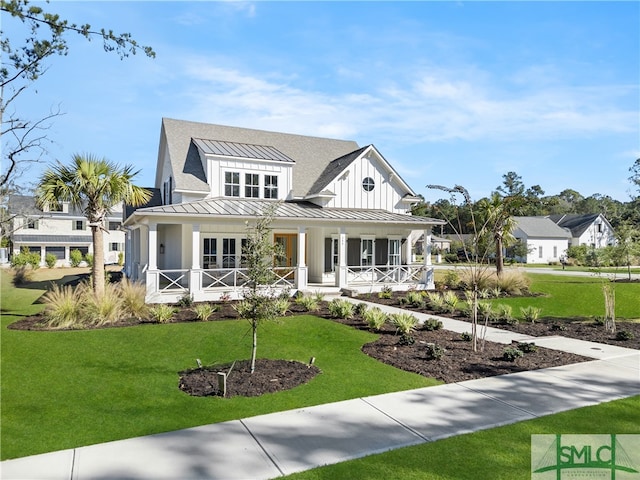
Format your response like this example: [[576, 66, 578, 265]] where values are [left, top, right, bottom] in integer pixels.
[[492, 273, 640, 321], [0, 269, 436, 460], [285, 395, 640, 480]]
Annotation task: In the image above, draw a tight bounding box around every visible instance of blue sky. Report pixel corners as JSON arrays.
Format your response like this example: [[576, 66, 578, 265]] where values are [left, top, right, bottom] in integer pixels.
[[5, 1, 639, 203]]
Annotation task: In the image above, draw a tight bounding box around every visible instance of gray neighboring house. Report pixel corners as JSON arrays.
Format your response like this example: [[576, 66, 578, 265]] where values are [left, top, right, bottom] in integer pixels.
[[547, 214, 616, 248], [6, 194, 126, 266], [512, 216, 571, 264]]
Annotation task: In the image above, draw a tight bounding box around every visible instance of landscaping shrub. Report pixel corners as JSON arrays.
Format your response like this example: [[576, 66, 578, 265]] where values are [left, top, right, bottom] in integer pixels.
[[328, 299, 355, 319], [84, 283, 124, 326], [502, 347, 524, 362], [425, 342, 446, 360], [193, 303, 216, 321], [551, 323, 567, 331], [422, 318, 443, 331], [441, 290, 459, 313], [495, 304, 516, 324], [390, 312, 418, 345], [354, 302, 369, 316], [443, 269, 461, 289], [496, 271, 531, 296], [42, 283, 85, 329], [516, 342, 538, 353], [477, 301, 494, 323], [491, 287, 503, 298], [458, 301, 472, 318], [378, 285, 393, 299], [312, 291, 325, 303], [150, 304, 177, 323], [274, 297, 290, 316], [616, 330, 635, 341], [10, 248, 40, 269], [118, 278, 150, 320], [426, 292, 445, 313], [363, 307, 388, 331], [520, 306, 542, 323], [69, 249, 83, 267], [405, 290, 424, 308], [45, 253, 57, 269], [295, 294, 319, 312], [84, 253, 94, 267], [460, 332, 472, 342], [118, 251, 125, 266], [178, 293, 194, 308]]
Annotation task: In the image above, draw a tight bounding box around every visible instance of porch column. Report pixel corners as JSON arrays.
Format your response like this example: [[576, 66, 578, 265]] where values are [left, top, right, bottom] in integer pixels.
[[190, 224, 202, 300], [145, 223, 159, 300], [404, 234, 412, 264], [296, 227, 308, 290], [422, 227, 434, 289], [336, 227, 348, 288]]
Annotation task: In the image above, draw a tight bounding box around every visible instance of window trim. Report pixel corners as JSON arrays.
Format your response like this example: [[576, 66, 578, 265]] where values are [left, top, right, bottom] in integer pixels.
[[224, 171, 240, 197], [360, 237, 374, 267], [362, 176, 375, 192], [245, 173, 260, 198], [264, 174, 278, 199]]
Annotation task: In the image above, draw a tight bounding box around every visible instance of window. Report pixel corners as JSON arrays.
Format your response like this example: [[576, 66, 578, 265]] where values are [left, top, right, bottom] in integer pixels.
[[361, 239, 374, 266], [163, 177, 173, 205], [244, 173, 260, 198], [73, 220, 85, 231], [203, 238, 217, 269], [388, 239, 401, 265], [222, 238, 236, 268], [109, 243, 124, 252], [264, 175, 278, 199], [538, 246, 543, 259], [108, 222, 121, 231], [46, 246, 65, 260], [224, 172, 240, 197], [362, 177, 375, 192], [553, 246, 557, 258], [597, 223, 603, 233], [26, 218, 38, 229], [331, 238, 339, 271]]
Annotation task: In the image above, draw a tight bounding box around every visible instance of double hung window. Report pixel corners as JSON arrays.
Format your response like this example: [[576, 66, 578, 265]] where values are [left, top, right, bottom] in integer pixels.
[[361, 239, 374, 267], [245, 173, 259, 198], [203, 238, 217, 269], [264, 175, 278, 199], [224, 172, 240, 197]]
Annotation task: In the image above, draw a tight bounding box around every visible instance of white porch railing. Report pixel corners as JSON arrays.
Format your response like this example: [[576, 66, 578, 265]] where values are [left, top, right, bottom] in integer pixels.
[[346, 264, 426, 285], [201, 267, 295, 290], [157, 269, 190, 293]]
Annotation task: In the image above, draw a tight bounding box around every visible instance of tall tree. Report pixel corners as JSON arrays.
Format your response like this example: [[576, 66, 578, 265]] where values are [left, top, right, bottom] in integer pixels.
[[1, 0, 155, 191], [629, 158, 640, 197], [35, 154, 151, 296], [476, 192, 520, 277], [495, 171, 525, 197]]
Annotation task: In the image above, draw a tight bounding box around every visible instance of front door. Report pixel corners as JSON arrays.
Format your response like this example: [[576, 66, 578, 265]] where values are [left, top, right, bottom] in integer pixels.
[[274, 233, 297, 267]]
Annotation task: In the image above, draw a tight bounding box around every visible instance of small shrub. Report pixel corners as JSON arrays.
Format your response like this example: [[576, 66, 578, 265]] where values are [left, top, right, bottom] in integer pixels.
[[295, 294, 319, 312], [219, 292, 232, 303], [477, 301, 494, 322], [460, 332, 472, 342], [422, 318, 443, 331], [551, 323, 567, 331], [405, 290, 424, 308], [274, 297, 290, 316], [150, 304, 176, 323], [84, 253, 94, 267], [178, 293, 194, 308], [441, 290, 459, 313], [117, 251, 125, 266], [496, 271, 531, 296], [495, 304, 516, 324], [425, 343, 446, 360], [443, 269, 460, 289], [502, 347, 524, 362], [378, 285, 393, 299], [458, 301, 472, 318], [312, 291, 325, 303], [119, 278, 150, 320], [426, 292, 445, 312], [354, 302, 369, 316], [478, 288, 491, 299], [520, 306, 542, 323], [328, 299, 355, 319], [491, 287, 502, 298], [193, 303, 216, 321], [10, 248, 40, 269], [42, 283, 85, 329], [390, 312, 418, 336], [616, 330, 635, 341], [84, 284, 123, 326], [516, 342, 538, 353], [593, 316, 606, 327], [69, 249, 83, 267], [233, 300, 252, 318], [363, 307, 387, 331], [45, 253, 57, 268]]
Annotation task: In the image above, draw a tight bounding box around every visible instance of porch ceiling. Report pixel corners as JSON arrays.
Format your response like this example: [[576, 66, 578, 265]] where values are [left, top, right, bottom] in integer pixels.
[[126, 198, 445, 227]]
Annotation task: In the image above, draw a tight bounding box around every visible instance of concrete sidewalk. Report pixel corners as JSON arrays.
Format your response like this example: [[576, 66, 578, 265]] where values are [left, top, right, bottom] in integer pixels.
[[2, 305, 639, 480]]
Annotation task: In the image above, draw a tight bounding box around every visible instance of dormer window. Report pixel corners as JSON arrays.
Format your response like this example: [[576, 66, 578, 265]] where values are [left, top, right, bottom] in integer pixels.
[[225, 172, 240, 197], [362, 177, 375, 192], [264, 175, 278, 199], [245, 173, 259, 198]]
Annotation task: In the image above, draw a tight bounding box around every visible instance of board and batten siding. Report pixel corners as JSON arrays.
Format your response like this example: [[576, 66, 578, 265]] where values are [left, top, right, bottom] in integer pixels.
[[322, 155, 410, 213]]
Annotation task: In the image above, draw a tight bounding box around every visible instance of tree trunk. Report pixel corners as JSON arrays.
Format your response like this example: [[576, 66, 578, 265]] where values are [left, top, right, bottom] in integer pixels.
[[250, 320, 257, 373], [495, 234, 504, 278], [91, 223, 105, 297]]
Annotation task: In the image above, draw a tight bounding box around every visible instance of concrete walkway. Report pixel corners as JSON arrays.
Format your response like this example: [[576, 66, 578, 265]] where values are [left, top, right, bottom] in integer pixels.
[[2, 304, 639, 480]]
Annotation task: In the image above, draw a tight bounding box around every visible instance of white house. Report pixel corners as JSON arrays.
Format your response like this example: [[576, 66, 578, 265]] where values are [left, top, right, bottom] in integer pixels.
[[512, 216, 571, 264], [548, 214, 616, 248], [7, 195, 126, 266], [123, 118, 444, 303]]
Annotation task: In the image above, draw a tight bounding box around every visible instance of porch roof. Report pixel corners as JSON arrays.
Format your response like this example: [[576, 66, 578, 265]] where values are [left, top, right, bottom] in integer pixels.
[[126, 198, 445, 227]]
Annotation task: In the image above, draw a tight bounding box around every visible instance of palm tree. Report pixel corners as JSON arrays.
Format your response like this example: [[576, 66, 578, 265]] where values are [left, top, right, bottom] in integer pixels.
[[477, 193, 519, 277], [35, 154, 151, 296]]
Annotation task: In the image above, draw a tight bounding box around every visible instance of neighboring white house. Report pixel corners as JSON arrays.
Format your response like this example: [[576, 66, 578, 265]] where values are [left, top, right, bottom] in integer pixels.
[[512, 216, 571, 264], [7, 195, 126, 266], [547, 214, 616, 248], [123, 118, 445, 303]]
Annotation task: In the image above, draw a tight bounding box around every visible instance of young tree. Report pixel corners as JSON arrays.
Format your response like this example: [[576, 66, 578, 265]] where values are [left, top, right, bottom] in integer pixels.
[[1, 0, 155, 192], [35, 154, 151, 296], [238, 204, 285, 373]]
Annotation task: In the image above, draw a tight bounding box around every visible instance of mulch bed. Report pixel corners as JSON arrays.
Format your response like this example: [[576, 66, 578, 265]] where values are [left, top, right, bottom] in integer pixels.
[[7, 293, 638, 397]]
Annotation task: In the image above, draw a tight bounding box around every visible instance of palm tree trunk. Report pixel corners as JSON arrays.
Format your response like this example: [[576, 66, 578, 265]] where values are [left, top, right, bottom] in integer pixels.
[[495, 235, 504, 277], [91, 224, 105, 297]]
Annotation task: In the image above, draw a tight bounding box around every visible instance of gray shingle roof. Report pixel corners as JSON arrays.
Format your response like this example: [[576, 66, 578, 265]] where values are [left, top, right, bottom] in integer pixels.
[[158, 118, 360, 197], [547, 214, 602, 238], [129, 197, 444, 226], [514, 216, 571, 238], [306, 146, 369, 196]]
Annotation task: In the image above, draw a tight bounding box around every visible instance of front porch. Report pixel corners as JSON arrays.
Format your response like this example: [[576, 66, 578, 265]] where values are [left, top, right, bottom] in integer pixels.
[[140, 263, 433, 303]]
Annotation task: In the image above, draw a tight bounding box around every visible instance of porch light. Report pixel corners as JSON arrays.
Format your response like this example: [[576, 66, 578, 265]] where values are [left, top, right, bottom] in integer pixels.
[[160, 243, 165, 254]]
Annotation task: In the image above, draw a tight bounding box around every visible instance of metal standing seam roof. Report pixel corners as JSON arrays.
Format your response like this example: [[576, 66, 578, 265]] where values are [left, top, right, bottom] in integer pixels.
[[192, 138, 295, 163], [12, 235, 93, 243], [129, 198, 444, 225]]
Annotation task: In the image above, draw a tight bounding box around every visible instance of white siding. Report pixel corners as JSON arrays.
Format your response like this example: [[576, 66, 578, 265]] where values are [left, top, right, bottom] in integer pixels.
[[525, 238, 568, 264], [207, 157, 293, 200]]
